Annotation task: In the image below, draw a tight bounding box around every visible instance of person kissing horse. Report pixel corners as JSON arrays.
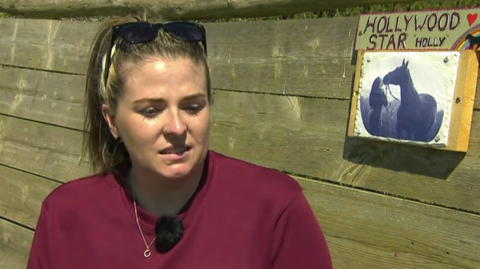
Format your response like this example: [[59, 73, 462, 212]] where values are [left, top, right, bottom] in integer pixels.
[[382, 59, 437, 142], [368, 77, 388, 136]]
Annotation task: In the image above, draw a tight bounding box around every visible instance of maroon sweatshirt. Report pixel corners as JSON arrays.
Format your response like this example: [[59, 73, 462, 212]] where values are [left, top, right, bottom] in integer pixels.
[[27, 151, 333, 269]]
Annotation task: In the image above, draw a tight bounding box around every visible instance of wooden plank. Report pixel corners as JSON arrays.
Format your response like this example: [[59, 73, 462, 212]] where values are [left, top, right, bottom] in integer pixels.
[[0, 17, 356, 75], [0, 65, 85, 130], [476, 80, 480, 109], [0, 0, 432, 20], [0, 19, 99, 75], [208, 17, 357, 99], [0, 17, 357, 99], [1, 89, 480, 213], [297, 176, 480, 269], [1, 17, 480, 106], [0, 165, 60, 229], [0, 115, 92, 183], [0, 218, 33, 269]]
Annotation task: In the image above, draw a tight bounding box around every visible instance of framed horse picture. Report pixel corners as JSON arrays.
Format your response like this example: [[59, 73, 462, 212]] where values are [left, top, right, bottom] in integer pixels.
[[347, 49, 478, 152]]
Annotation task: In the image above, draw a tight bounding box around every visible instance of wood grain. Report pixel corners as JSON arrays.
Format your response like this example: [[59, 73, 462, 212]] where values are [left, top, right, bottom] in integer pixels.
[[207, 17, 357, 98], [0, 219, 33, 269], [1, 17, 480, 106], [0, 19, 98, 75], [297, 176, 480, 269], [0, 0, 432, 20], [1, 89, 480, 213], [1, 171, 479, 269], [456, 50, 479, 152], [0, 165, 60, 229], [0, 115, 92, 182], [0, 66, 85, 130]]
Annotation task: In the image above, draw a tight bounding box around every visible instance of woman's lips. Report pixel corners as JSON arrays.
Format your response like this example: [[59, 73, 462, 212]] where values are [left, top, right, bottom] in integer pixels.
[[159, 146, 192, 160]]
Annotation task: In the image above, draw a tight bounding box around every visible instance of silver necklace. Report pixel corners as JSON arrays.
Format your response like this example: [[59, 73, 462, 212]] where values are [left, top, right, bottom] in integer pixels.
[[132, 179, 156, 258]]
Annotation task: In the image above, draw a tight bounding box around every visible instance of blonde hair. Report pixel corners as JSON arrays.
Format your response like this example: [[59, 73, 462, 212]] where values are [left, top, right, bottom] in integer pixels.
[[82, 15, 211, 174]]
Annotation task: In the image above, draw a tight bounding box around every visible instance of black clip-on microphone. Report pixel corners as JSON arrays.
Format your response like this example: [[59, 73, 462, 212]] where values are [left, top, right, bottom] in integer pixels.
[[155, 215, 184, 253]]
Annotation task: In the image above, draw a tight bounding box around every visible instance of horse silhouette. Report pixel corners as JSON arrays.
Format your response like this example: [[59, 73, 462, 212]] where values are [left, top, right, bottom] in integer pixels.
[[465, 34, 480, 51], [382, 59, 437, 141], [368, 77, 388, 136]]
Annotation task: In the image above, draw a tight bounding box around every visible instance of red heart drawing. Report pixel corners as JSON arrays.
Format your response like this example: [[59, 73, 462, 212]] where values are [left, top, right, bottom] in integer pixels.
[[467, 13, 478, 26]]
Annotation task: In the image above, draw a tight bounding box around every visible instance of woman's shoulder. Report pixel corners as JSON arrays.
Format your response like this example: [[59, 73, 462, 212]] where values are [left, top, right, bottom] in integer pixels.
[[209, 150, 303, 198], [41, 170, 120, 210]]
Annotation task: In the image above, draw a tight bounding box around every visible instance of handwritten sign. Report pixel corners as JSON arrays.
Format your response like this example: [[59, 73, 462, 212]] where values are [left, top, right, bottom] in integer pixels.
[[354, 8, 480, 51]]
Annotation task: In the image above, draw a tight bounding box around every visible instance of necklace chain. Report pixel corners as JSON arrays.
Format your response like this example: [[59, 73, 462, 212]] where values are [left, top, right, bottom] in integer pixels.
[[132, 178, 156, 258]]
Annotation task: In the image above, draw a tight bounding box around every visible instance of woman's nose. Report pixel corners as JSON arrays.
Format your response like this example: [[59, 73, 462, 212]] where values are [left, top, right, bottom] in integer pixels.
[[163, 110, 187, 135]]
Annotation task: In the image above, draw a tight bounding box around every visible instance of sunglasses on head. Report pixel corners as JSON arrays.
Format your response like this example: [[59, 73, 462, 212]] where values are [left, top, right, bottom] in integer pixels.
[[103, 21, 207, 87]]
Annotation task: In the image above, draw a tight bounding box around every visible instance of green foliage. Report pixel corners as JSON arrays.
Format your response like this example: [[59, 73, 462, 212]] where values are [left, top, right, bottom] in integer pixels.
[[320, 0, 480, 18], [303, 0, 480, 18]]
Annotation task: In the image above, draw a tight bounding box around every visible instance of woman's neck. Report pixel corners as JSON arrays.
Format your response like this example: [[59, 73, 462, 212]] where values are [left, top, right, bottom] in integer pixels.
[[128, 163, 204, 217]]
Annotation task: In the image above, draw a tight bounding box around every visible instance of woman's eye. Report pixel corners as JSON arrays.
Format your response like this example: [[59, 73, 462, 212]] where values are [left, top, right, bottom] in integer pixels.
[[142, 107, 160, 117], [185, 104, 202, 113]]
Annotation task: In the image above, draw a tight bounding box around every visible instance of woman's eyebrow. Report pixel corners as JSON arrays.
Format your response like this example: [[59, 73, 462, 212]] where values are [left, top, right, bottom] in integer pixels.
[[132, 97, 165, 104], [132, 93, 207, 105], [183, 93, 207, 101]]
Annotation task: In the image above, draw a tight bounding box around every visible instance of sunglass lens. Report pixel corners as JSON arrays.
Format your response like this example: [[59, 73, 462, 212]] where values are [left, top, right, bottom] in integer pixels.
[[166, 24, 203, 42], [117, 23, 158, 44]]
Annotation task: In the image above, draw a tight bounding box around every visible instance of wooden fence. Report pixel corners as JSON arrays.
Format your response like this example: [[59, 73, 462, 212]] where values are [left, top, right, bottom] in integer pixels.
[[0, 0, 432, 19], [1, 9, 480, 269]]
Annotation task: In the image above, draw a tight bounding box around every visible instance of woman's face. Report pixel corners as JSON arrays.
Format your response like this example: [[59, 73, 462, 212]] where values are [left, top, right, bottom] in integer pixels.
[[103, 57, 210, 181]]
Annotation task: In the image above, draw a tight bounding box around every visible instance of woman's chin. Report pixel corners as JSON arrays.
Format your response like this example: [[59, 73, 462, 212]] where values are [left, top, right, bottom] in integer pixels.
[[154, 153, 205, 180], [156, 164, 194, 180]]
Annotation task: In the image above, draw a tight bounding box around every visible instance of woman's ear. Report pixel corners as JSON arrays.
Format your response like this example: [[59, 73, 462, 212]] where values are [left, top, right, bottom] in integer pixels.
[[101, 104, 119, 139]]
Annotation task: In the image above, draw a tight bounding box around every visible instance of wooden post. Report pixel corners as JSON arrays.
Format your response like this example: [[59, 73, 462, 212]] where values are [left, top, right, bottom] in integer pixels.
[[0, 0, 433, 20]]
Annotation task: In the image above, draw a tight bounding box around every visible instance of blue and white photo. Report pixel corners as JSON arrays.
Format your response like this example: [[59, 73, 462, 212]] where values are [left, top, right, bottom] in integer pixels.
[[354, 51, 459, 147]]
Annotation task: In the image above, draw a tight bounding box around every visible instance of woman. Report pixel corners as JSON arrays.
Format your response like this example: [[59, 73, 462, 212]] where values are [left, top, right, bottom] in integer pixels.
[[26, 15, 333, 269]]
